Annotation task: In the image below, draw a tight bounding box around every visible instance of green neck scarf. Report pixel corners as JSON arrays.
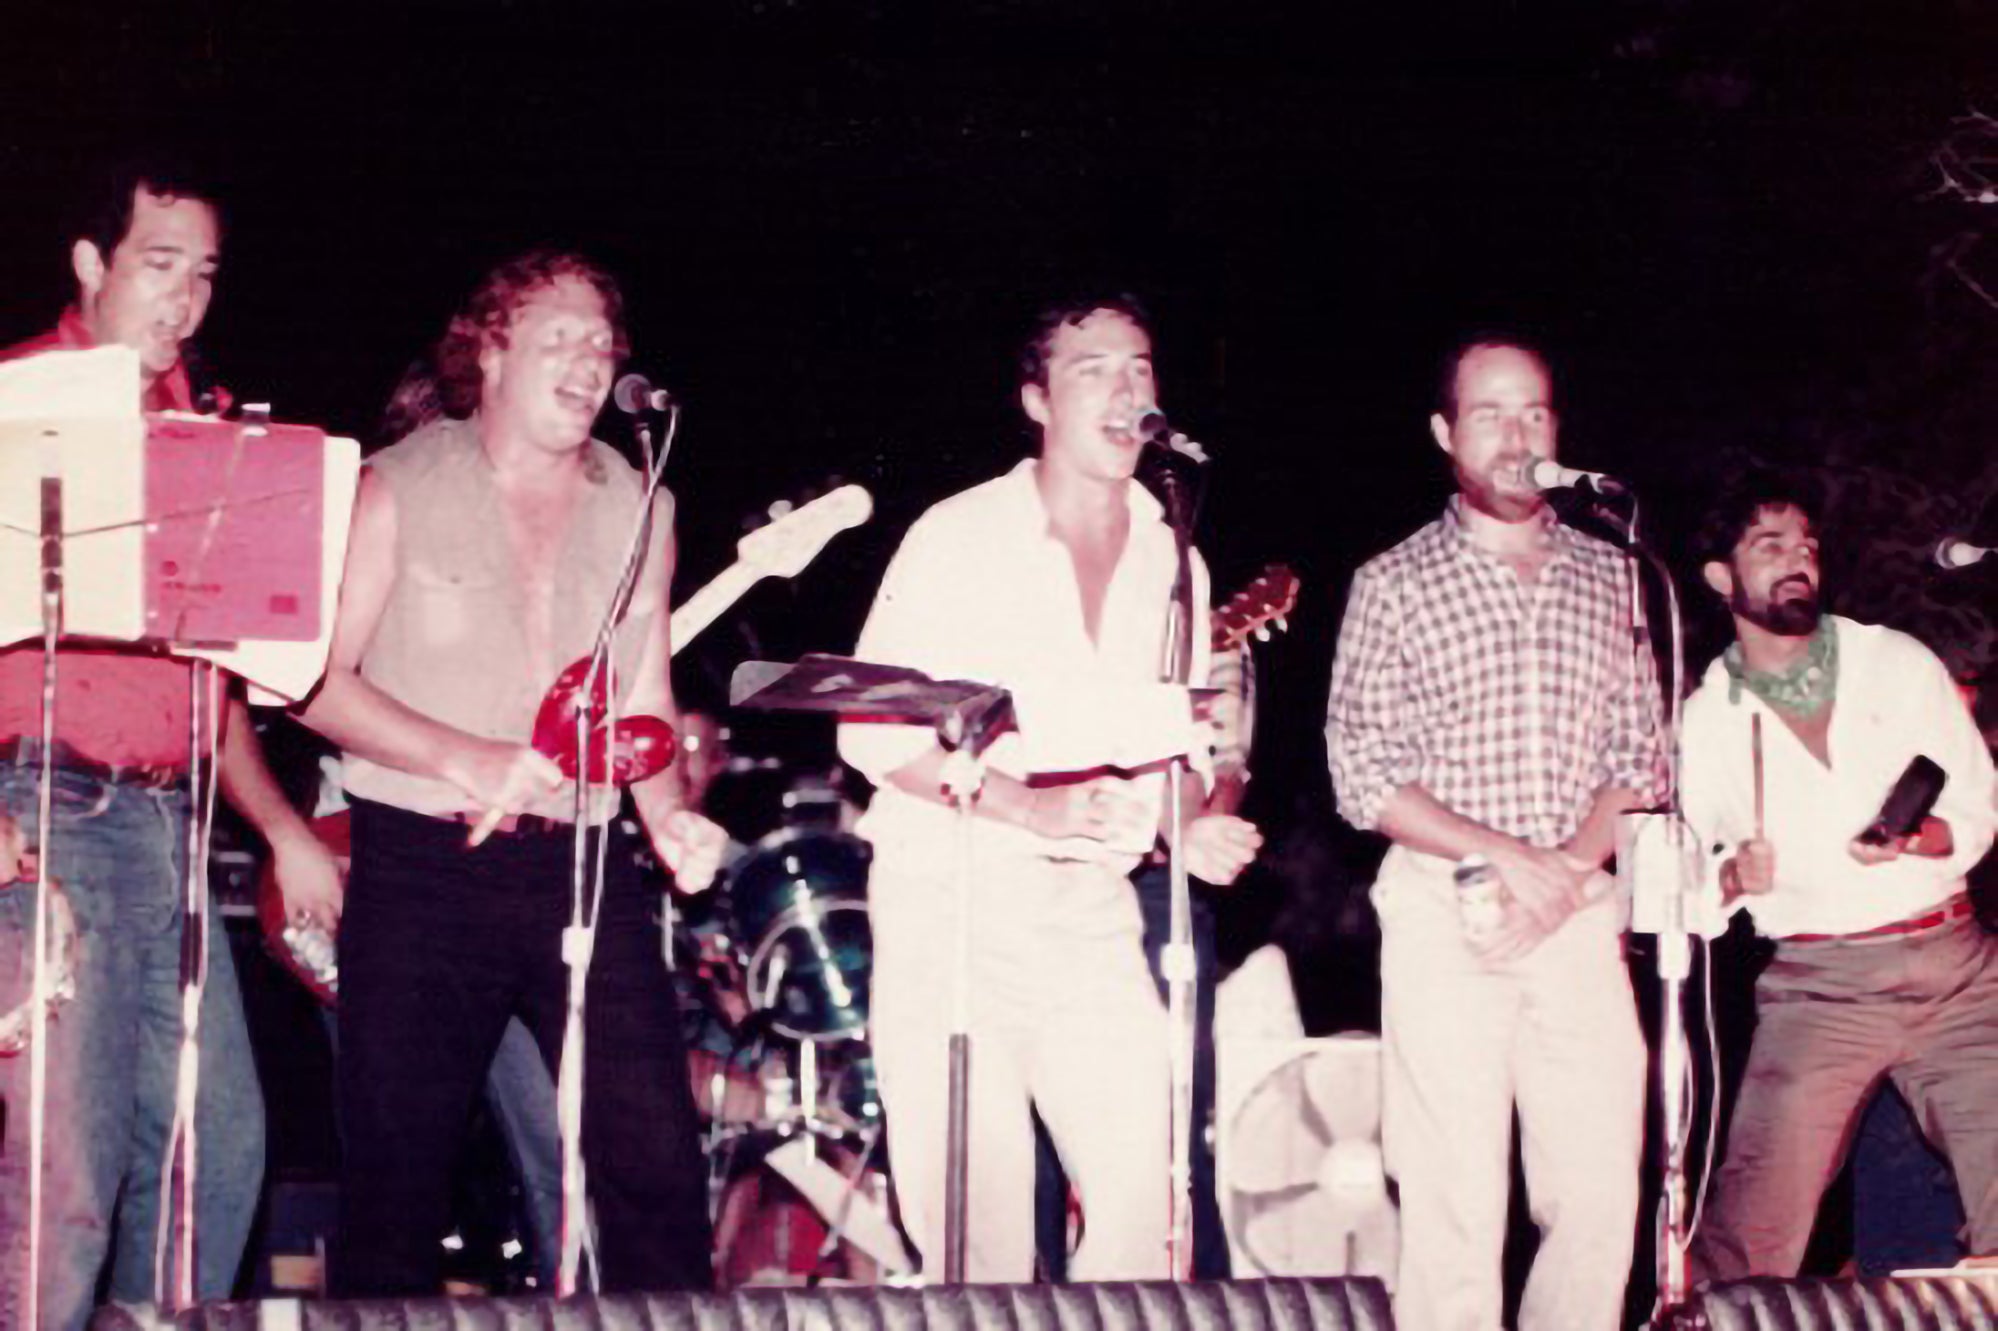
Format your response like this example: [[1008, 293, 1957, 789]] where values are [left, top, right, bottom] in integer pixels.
[[1723, 616, 1838, 715]]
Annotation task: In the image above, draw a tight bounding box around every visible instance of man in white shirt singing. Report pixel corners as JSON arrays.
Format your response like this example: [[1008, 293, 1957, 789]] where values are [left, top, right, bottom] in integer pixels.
[[1680, 468, 1998, 1279], [838, 295, 1261, 1282]]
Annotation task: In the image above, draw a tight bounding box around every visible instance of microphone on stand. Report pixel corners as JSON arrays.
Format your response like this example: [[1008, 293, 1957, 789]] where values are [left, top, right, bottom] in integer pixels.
[[1126, 408, 1208, 536], [613, 373, 676, 473], [1128, 407, 1210, 465], [613, 373, 675, 415], [1507, 456, 1625, 494], [1934, 537, 1992, 570]]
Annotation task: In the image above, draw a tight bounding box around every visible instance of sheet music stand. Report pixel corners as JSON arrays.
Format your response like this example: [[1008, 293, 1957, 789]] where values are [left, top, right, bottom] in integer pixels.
[[0, 346, 359, 1319], [733, 654, 1012, 1282], [730, 655, 1014, 748]]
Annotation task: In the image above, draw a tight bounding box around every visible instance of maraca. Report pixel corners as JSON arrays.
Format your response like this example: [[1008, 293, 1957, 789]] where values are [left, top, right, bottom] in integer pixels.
[[467, 655, 677, 847], [529, 656, 678, 784]]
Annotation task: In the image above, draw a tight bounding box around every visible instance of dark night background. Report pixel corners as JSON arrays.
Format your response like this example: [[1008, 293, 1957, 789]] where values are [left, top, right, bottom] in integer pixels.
[[5, 0, 1996, 1308]]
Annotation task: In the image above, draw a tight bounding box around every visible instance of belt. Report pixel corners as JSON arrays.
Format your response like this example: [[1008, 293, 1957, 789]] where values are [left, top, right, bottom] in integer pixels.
[[0, 736, 189, 790], [427, 809, 576, 839], [1780, 894, 1975, 945]]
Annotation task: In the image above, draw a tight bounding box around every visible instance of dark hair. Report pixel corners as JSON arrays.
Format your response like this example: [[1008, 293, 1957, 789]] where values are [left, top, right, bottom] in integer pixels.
[[1691, 466, 1823, 570], [378, 359, 447, 446], [1017, 292, 1153, 389], [1435, 331, 1555, 422], [432, 249, 630, 419], [76, 155, 225, 259]]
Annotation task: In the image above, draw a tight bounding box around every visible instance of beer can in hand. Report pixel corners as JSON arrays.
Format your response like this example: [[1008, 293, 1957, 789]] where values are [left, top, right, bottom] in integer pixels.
[[1453, 854, 1506, 949]]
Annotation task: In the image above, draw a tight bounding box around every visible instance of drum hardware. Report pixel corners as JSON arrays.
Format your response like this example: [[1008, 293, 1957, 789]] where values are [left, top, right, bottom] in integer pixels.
[[764, 1122, 913, 1279], [705, 1044, 907, 1284], [698, 1027, 880, 1148]]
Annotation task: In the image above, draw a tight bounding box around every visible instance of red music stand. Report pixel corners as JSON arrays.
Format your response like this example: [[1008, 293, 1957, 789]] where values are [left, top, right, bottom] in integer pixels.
[[0, 346, 359, 1318]]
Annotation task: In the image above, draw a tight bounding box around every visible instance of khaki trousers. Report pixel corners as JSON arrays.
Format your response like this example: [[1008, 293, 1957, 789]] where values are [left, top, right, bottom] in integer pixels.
[[1694, 914, 1998, 1279], [1374, 847, 1645, 1331], [869, 854, 1171, 1283]]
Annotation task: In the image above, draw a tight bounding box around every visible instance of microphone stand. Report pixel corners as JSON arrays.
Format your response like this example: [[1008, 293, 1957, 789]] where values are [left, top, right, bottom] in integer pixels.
[[1634, 536, 1698, 1324], [1579, 489, 1699, 1323], [160, 661, 222, 1310], [1147, 447, 1204, 1281], [24, 475, 64, 1331], [938, 704, 996, 1284], [554, 403, 679, 1296]]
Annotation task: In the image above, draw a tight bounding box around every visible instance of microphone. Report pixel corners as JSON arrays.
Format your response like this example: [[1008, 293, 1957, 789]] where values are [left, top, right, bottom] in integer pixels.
[[1508, 457, 1624, 494], [612, 373, 674, 415], [182, 343, 223, 416], [1127, 407, 1211, 465], [1934, 537, 1992, 570]]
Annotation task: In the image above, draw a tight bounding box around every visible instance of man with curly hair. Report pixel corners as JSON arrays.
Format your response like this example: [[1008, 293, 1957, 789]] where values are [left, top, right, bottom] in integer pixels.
[[302, 251, 725, 1295]]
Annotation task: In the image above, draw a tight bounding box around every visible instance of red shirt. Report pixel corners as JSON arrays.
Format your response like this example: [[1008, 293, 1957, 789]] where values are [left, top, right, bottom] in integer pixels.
[[0, 311, 227, 767]]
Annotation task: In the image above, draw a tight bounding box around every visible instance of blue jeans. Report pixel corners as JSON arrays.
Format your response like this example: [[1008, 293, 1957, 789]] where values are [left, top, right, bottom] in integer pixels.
[[485, 1018, 562, 1288], [0, 763, 265, 1331]]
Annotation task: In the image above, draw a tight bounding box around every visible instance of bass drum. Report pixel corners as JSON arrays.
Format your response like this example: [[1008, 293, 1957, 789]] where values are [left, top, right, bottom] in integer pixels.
[[725, 828, 872, 1042]]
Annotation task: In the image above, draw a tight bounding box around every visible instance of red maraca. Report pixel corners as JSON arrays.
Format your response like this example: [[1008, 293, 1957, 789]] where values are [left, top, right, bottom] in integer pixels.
[[530, 657, 678, 784], [467, 655, 677, 846]]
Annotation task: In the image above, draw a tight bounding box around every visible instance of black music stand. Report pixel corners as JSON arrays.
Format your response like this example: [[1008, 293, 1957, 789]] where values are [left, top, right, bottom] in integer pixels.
[[730, 656, 1014, 752], [732, 654, 1013, 1282]]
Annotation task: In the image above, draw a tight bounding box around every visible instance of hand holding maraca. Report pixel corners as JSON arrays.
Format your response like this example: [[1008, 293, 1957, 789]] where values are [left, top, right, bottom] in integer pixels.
[[462, 657, 679, 848], [449, 739, 567, 843]]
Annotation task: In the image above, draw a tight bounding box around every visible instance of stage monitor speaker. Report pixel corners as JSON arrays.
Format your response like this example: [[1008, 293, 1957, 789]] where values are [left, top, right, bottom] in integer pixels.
[[90, 1276, 1395, 1331], [1664, 1273, 1998, 1329]]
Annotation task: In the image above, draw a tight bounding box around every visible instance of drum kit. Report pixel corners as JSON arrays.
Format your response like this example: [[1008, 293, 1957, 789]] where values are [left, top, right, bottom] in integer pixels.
[[685, 758, 912, 1285]]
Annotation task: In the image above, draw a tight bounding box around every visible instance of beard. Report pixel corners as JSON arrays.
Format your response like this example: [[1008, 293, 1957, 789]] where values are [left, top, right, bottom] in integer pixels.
[[1732, 576, 1821, 636], [1456, 460, 1544, 524]]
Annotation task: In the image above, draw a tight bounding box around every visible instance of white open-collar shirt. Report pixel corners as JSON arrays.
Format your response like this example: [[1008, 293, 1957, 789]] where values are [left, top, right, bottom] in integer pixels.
[[1680, 616, 1996, 938], [839, 459, 1212, 878]]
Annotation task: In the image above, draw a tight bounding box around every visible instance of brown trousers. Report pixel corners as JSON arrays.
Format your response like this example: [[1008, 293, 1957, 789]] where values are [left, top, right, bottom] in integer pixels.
[[1695, 913, 1998, 1279]]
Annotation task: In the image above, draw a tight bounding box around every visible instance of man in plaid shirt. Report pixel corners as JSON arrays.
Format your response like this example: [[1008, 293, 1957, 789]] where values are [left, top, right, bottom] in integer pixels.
[[1325, 336, 1666, 1331]]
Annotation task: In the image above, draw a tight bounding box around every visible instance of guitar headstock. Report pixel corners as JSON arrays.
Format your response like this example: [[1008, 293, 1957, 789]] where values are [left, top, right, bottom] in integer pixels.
[[1211, 564, 1300, 654], [736, 484, 874, 579]]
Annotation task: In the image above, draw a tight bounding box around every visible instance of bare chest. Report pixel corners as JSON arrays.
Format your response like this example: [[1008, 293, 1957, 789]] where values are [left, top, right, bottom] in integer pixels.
[[495, 487, 581, 678], [1064, 534, 1128, 646]]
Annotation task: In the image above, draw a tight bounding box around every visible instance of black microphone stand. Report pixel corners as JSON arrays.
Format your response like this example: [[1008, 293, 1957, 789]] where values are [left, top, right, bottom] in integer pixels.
[[552, 401, 678, 1295], [1144, 445, 1206, 1279]]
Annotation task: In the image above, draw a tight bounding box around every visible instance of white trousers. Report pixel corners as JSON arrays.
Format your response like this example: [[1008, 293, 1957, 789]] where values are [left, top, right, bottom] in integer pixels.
[[868, 853, 1171, 1283], [1374, 847, 1645, 1331]]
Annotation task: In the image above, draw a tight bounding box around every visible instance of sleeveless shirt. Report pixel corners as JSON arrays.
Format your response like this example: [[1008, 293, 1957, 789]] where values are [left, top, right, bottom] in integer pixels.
[[342, 416, 669, 821]]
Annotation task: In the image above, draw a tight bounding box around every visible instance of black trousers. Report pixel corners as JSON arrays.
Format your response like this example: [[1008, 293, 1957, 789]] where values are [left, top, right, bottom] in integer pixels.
[[331, 798, 712, 1295]]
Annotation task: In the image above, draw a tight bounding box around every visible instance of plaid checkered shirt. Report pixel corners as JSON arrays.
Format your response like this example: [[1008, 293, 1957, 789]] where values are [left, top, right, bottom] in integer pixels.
[[1325, 496, 1668, 848]]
